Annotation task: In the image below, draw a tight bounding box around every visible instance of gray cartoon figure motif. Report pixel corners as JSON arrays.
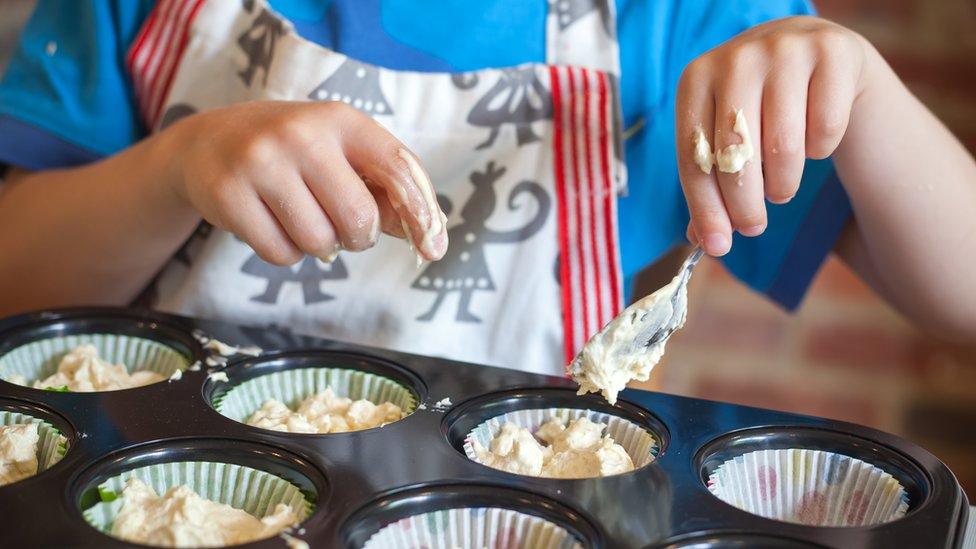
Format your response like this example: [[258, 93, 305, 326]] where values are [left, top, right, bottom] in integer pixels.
[[552, 0, 613, 37], [413, 162, 551, 322], [309, 59, 393, 116], [466, 67, 552, 150], [240, 256, 348, 305], [237, 6, 285, 87]]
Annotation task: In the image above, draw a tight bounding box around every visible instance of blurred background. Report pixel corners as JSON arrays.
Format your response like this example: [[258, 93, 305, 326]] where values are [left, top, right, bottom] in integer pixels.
[[1, 0, 974, 498], [633, 0, 976, 501]]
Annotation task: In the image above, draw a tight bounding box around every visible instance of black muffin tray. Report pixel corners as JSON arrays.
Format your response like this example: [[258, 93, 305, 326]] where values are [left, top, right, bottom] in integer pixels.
[[0, 308, 968, 548]]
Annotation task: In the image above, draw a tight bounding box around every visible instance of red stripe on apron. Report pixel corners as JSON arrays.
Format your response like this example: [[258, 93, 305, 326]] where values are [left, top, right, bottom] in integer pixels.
[[146, 0, 200, 126], [566, 67, 592, 351], [549, 66, 575, 366], [126, 5, 160, 76], [127, 1, 169, 121], [127, 0, 206, 129], [141, 0, 184, 118], [581, 68, 605, 327], [552, 66, 623, 365], [597, 72, 623, 316]]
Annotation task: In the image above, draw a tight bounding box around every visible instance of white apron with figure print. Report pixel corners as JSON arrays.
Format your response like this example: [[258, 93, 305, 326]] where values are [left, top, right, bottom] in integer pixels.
[[128, 0, 627, 375]]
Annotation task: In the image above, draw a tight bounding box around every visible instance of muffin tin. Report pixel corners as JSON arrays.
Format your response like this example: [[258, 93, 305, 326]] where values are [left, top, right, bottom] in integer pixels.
[[0, 307, 968, 548]]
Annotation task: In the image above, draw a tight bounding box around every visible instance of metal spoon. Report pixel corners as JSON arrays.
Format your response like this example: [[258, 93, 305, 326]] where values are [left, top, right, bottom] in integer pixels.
[[569, 246, 704, 403], [640, 246, 704, 348]]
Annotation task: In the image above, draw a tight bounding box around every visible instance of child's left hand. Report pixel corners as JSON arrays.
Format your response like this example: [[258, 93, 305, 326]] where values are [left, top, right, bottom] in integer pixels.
[[676, 16, 871, 256]]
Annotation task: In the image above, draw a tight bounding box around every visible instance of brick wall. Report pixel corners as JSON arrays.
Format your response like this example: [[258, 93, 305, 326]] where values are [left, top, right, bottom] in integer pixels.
[[634, 0, 976, 499]]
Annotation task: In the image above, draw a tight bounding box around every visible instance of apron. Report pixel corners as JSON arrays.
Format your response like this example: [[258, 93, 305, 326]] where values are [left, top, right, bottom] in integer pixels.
[[127, 0, 627, 376]]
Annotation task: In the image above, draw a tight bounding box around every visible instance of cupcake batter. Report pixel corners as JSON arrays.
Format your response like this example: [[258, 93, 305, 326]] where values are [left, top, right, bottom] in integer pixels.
[[0, 423, 39, 486], [472, 416, 633, 479], [246, 387, 403, 433], [570, 272, 687, 404], [112, 477, 298, 548], [692, 109, 755, 174], [23, 345, 164, 392]]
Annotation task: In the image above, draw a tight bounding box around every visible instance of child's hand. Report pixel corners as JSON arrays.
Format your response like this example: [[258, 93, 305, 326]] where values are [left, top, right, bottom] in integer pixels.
[[166, 100, 448, 265], [676, 16, 870, 256]]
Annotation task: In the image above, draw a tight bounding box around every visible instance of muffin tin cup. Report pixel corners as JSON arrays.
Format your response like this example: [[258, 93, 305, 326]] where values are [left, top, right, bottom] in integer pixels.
[[343, 484, 601, 549], [706, 448, 908, 527], [0, 409, 68, 482], [445, 388, 669, 479], [649, 532, 827, 548], [72, 438, 327, 548], [0, 332, 193, 391], [463, 407, 659, 474], [82, 460, 312, 544], [213, 365, 418, 430], [363, 507, 583, 549], [363, 507, 582, 549]]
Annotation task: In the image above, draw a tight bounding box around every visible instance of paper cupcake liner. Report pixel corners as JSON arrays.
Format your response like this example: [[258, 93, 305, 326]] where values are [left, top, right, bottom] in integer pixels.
[[464, 408, 658, 475], [0, 333, 190, 389], [213, 367, 417, 426], [82, 460, 313, 544], [707, 448, 909, 527], [362, 507, 584, 549], [0, 410, 68, 480]]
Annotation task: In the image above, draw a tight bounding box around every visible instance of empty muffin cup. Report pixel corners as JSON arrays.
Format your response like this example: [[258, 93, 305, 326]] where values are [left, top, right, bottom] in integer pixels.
[[363, 507, 584, 549], [82, 460, 314, 547], [0, 409, 68, 486], [344, 483, 599, 548], [706, 448, 909, 527], [213, 365, 418, 433], [464, 407, 658, 479], [0, 333, 191, 392]]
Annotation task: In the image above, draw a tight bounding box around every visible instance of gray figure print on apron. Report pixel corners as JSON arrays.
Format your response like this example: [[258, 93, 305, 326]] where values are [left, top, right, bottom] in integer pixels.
[[128, 0, 627, 376], [412, 161, 551, 323]]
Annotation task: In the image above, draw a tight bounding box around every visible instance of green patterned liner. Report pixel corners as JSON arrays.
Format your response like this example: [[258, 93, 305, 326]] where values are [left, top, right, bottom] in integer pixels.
[[464, 407, 659, 476], [213, 367, 418, 428], [0, 333, 190, 390], [82, 461, 313, 544], [0, 410, 68, 481], [362, 507, 583, 549]]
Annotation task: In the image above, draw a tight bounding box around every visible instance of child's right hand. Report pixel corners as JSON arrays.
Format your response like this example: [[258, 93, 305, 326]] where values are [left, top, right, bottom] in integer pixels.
[[164, 100, 448, 265]]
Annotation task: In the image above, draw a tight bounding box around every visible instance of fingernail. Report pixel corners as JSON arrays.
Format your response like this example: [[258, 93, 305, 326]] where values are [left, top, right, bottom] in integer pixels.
[[703, 233, 731, 256], [427, 231, 449, 260], [768, 194, 795, 205], [317, 243, 342, 264], [739, 224, 766, 237]]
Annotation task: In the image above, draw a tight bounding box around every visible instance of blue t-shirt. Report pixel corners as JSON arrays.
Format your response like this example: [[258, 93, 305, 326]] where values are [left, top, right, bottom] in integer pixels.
[[0, 0, 851, 309]]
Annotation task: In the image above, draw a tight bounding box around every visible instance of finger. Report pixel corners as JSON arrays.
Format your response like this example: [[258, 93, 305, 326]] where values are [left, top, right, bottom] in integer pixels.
[[806, 42, 857, 159], [334, 106, 448, 260], [676, 58, 733, 256], [762, 66, 808, 204], [224, 188, 303, 266], [713, 74, 767, 237], [298, 140, 381, 253], [371, 181, 407, 239], [686, 221, 698, 246], [257, 175, 340, 259]]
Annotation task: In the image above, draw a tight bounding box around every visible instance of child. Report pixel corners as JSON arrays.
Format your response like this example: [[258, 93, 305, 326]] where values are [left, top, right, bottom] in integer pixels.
[[0, 1, 973, 377]]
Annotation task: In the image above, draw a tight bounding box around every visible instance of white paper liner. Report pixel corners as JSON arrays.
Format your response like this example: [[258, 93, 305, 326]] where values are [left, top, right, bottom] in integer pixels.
[[0, 410, 68, 483], [362, 507, 584, 549], [213, 367, 417, 430], [707, 448, 909, 527], [82, 460, 313, 546], [0, 333, 190, 390], [463, 407, 658, 477]]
